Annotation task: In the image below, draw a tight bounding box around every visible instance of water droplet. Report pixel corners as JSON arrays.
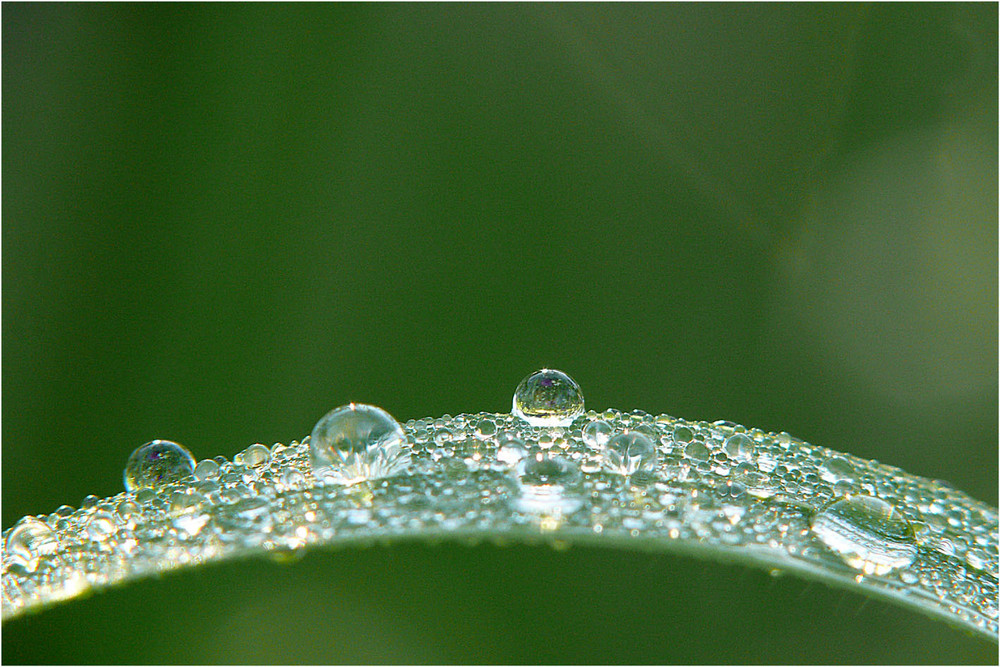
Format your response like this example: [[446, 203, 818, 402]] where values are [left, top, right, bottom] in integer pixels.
[[193, 459, 220, 481], [684, 441, 711, 461], [474, 419, 497, 439], [819, 456, 856, 483], [309, 403, 411, 486], [810, 495, 917, 575], [672, 426, 694, 443], [281, 468, 307, 489], [519, 452, 580, 486], [514, 452, 583, 515], [214, 496, 273, 536], [235, 443, 271, 468], [582, 420, 613, 449], [731, 462, 777, 498], [123, 440, 196, 492], [115, 499, 140, 523], [602, 432, 658, 475], [512, 369, 584, 427], [723, 434, 754, 462], [496, 438, 528, 466], [170, 491, 207, 515], [85, 511, 117, 541], [5, 519, 59, 570]]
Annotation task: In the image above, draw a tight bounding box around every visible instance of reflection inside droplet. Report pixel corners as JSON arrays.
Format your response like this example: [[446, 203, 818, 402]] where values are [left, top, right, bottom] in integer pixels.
[[512, 369, 585, 427], [810, 495, 917, 575]]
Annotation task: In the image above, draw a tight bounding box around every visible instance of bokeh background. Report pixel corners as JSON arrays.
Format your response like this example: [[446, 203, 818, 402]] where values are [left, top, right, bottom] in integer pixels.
[[2, 3, 996, 663]]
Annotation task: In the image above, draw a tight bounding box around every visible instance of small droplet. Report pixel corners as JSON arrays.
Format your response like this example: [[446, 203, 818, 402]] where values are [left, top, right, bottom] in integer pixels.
[[512, 369, 584, 427], [115, 499, 141, 523], [602, 432, 658, 476], [170, 491, 206, 516], [85, 511, 117, 541], [672, 426, 694, 443], [309, 403, 411, 486], [474, 419, 497, 439], [281, 468, 307, 489], [519, 453, 580, 486], [723, 434, 754, 462], [820, 456, 856, 484], [514, 452, 583, 515], [236, 443, 271, 468], [5, 518, 60, 571], [684, 441, 711, 461], [124, 440, 196, 492], [582, 420, 613, 449], [496, 438, 528, 466], [193, 459, 221, 481], [810, 495, 917, 575]]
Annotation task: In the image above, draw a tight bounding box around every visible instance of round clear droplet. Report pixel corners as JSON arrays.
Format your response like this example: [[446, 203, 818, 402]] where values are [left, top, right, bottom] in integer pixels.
[[5, 518, 59, 570], [512, 369, 585, 427], [309, 403, 410, 486], [685, 440, 711, 461], [820, 456, 856, 484], [582, 420, 613, 449], [602, 432, 658, 475], [124, 440, 196, 492], [85, 511, 117, 541], [193, 459, 220, 481], [236, 443, 271, 468], [810, 495, 917, 575], [496, 439, 528, 466], [514, 452, 584, 515], [723, 434, 754, 462]]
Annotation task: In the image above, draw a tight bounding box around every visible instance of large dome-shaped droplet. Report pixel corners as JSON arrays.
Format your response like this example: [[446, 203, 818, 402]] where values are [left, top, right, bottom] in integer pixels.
[[810, 495, 917, 575], [124, 440, 196, 492], [602, 432, 658, 475], [512, 369, 584, 427], [309, 403, 410, 486]]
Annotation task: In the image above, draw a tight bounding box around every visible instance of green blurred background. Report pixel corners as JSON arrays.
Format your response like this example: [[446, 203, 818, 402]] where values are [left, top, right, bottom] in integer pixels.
[[2, 3, 996, 663]]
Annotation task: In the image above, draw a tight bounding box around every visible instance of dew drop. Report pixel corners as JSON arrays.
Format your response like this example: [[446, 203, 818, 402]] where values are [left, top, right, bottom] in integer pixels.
[[511, 369, 584, 427], [4, 518, 59, 570], [85, 511, 117, 541], [810, 495, 917, 575], [474, 419, 497, 439], [309, 403, 411, 486], [820, 456, 856, 484], [193, 459, 221, 481], [582, 420, 613, 449], [684, 441, 711, 461], [496, 438, 528, 466], [723, 434, 754, 462], [123, 440, 196, 492], [602, 432, 658, 476], [281, 468, 307, 489], [672, 425, 694, 443], [115, 499, 140, 523], [235, 443, 271, 468], [514, 452, 584, 515]]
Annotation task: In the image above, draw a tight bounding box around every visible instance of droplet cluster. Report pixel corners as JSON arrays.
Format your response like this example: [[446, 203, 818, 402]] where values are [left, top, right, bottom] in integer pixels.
[[1, 370, 996, 639]]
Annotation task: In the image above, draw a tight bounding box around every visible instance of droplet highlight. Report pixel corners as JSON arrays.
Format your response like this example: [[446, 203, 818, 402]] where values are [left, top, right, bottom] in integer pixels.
[[512, 369, 584, 427], [124, 440, 196, 492], [810, 495, 917, 575], [309, 403, 411, 486]]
